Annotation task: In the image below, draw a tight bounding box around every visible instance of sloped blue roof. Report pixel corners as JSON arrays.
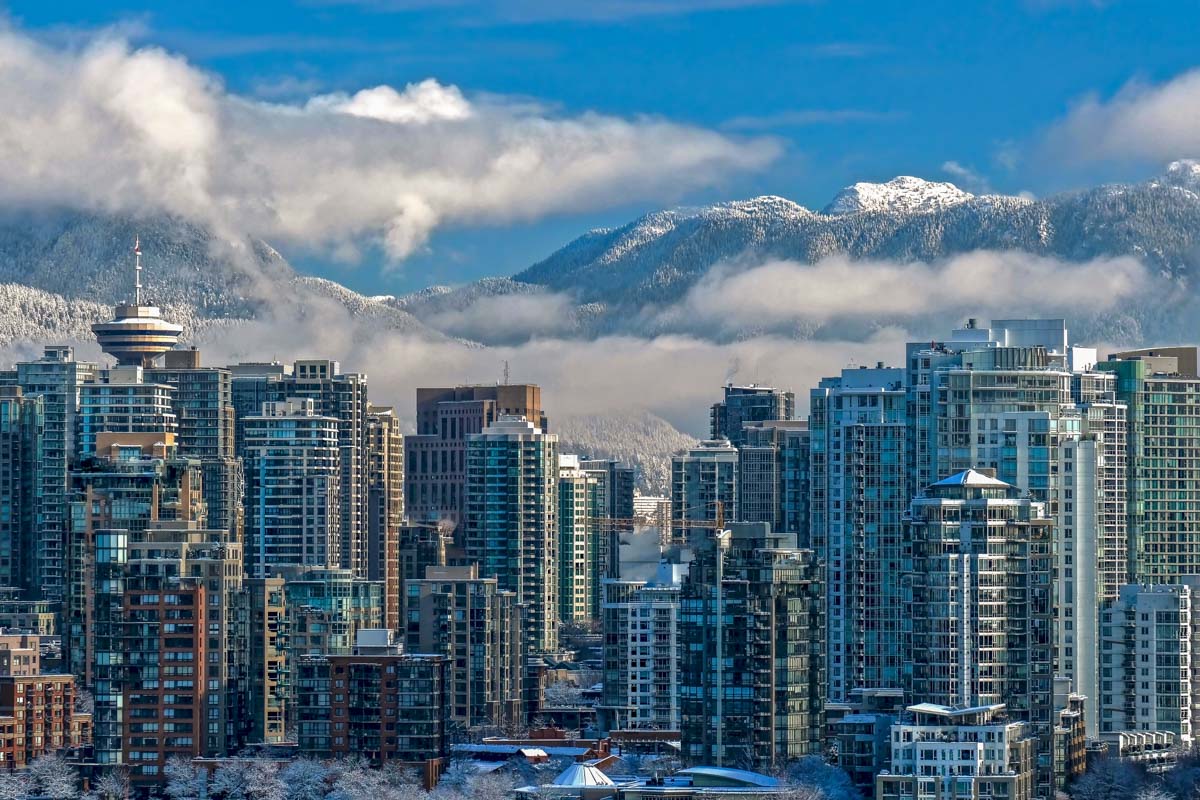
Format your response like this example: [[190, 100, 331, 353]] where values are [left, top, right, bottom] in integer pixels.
[[676, 767, 780, 787], [930, 469, 1012, 489]]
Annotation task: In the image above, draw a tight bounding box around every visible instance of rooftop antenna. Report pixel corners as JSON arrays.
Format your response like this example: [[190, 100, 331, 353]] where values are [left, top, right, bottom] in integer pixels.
[[133, 235, 143, 305], [503, 360, 510, 385]]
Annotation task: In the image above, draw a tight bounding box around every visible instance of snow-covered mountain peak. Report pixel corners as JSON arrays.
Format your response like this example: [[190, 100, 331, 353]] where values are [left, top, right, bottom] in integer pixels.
[[823, 175, 975, 215], [1157, 159, 1200, 193]]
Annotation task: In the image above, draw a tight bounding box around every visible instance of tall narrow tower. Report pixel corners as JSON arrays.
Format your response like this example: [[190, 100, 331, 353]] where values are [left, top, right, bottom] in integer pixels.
[[91, 237, 183, 367]]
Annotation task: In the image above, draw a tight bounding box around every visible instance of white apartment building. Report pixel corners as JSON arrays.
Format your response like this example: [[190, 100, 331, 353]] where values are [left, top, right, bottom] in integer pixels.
[[877, 703, 1037, 800]]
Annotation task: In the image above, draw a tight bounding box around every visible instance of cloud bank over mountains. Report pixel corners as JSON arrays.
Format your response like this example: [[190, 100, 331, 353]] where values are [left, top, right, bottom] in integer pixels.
[[0, 25, 777, 263]]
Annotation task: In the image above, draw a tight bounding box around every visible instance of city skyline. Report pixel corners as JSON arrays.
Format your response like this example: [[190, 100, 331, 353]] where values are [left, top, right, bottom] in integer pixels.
[[3, 4, 1200, 798]]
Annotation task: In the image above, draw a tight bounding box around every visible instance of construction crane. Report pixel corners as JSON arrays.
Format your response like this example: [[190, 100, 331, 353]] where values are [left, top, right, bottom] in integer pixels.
[[589, 500, 725, 549]]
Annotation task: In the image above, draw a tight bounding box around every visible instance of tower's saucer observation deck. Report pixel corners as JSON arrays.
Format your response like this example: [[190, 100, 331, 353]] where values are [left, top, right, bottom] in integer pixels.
[[91, 238, 183, 367], [92, 304, 183, 367]]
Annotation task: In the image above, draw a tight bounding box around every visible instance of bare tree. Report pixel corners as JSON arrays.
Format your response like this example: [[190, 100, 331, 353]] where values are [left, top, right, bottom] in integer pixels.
[[28, 752, 81, 800], [0, 771, 32, 800], [95, 768, 131, 800], [164, 756, 207, 800], [280, 759, 330, 800]]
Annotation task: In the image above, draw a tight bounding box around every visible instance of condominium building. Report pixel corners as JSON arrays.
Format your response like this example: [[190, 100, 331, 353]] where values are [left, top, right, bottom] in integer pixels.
[[907, 469, 1056, 795], [65, 436, 206, 684], [558, 455, 601, 622], [280, 566, 383, 659], [876, 703, 1037, 800], [670, 440, 737, 548], [679, 523, 824, 771], [598, 562, 684, 734], [463, 415, 559, 655], [808, 366, 907, 701], [829, 688, 906, 798], [83, 521, 244, 777], [123, 523, 249, 759], [913, 326, 1127, 729], [247, 576, 290, 744], [0, 387, 43, 596], [737, 420, 808, 539], [1097, 348, 1200, 583], [278, 361, 370, 578], [77, 365, 180, 459], [234, 361, 369, 576], [243, 399, 341, 577], [1098, 578, 1200, 745], [405, 384, 545, 532], [296, 630, 449, 765], [15, 346, 97, 602], [710, 384, 795, 447], [405, 565, 523, 730], [366, 405, 404, 631], [147, 348, 242, 539]]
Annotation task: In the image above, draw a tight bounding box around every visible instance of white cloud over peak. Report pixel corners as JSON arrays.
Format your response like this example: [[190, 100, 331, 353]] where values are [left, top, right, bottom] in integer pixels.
[[0, 25, 778, 262], [672, 251, 1146, 334], [1039, 69, 1200, 167]]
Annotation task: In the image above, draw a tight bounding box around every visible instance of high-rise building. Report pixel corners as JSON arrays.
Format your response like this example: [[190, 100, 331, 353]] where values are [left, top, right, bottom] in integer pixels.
[[405, 565, 523, 730], [463, 415, 559, 656], [280, 566, 383, 661], [247, 576, 290, 745], [15, 346, 97, 602], [558, 455, 600, 623], [876, 703, 1038, 800], [120, 523, 249, 767], [405, 384, 545, 533], [808, 366, 907, 701], [907, 469, 1056, 795], [243, 398, 341, 577], [296, 630, 449, 765], [65, 436, 206, 684], [77, 366, 178, 458], [829, 688, 906, 798], [679, 522, 824, 771], [0, 387, 43, 597], [670, 440, 737, 547], [1099, 578, 1200, 746], [598, 562, 684, 734], [277, 361, 370, 578], [737, 420, 809, 537], [229, 361, 291, 458], [366, 405, 404, 631], [710, 384, 795, 447], [1097, 348, 1200, 583], [147, 348, 242, 539], [911, 322, 1127, 727], [233, 361, 369, 576]]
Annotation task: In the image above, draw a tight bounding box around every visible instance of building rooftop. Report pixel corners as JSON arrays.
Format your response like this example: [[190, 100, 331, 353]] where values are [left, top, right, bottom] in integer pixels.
[[930, 469, 1012, 489]]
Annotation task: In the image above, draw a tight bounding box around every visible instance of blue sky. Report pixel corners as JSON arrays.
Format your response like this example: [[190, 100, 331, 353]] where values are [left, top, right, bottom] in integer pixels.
[[7, 0, 1199, 294]]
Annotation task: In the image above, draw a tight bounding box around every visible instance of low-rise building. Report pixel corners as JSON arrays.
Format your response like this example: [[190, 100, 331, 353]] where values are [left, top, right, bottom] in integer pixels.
[[876, 704, 1037, 800]]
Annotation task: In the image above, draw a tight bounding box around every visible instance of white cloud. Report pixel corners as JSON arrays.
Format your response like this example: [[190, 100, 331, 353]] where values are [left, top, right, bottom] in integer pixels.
[[423, 291, 579, 343], [0, 25, 778, 262], [724, 108, 900, 130], [306, 80, 472, 123], [673, 251, 1147, 333], [940, 160, 990, 193], [1039, 69, 1200, 167]]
